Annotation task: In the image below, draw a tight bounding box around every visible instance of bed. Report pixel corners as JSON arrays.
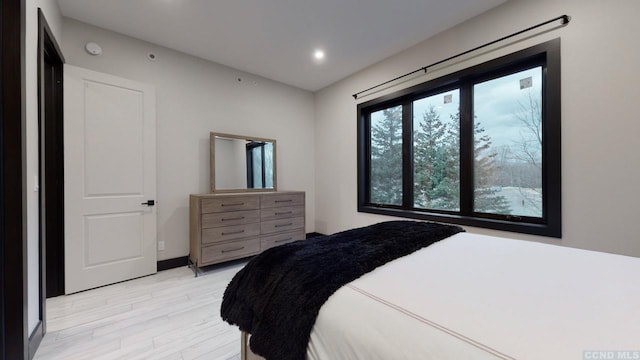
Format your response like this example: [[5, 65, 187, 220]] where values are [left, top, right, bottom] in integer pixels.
[[222, 221, 640, 360]]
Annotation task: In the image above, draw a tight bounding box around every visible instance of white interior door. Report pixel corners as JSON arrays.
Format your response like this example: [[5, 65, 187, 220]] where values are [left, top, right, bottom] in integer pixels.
[[64, 65, 157, 294]]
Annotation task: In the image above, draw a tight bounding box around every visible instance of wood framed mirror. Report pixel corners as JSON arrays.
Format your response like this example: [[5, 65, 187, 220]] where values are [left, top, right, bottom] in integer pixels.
[[210, 132, 277, 193]]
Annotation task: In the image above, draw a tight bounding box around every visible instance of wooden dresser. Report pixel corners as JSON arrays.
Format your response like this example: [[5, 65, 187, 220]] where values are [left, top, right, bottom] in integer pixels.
[[189, 191, 305, 270]]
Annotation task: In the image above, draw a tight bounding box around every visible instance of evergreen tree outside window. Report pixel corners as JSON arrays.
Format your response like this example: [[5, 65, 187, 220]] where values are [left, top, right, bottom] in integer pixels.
[[413, 91, 460, 211], [370, 106, 403, 206], [357, 39, 561, 237]]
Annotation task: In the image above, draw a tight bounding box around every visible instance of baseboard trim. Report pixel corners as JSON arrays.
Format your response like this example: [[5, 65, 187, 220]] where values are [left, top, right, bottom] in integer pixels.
[[157, 256, 189, 271], [306, 232, 325, 238], [28, 320, 44, 360]]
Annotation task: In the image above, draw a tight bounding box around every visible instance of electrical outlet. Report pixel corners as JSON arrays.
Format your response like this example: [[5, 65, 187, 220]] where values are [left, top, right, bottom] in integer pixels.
[[158, 241, 165, 251]]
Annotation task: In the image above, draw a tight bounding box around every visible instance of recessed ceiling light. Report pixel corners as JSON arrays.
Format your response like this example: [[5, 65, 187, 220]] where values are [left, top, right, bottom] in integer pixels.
[[313, 49, 325, 61]]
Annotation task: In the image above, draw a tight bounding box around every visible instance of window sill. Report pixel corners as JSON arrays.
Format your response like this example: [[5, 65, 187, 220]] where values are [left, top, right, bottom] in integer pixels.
[[358, 205, 561, 238]]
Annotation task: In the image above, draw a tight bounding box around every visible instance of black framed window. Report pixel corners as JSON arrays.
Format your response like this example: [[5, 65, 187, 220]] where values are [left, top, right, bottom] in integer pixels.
[[357, 39, 561, 237]]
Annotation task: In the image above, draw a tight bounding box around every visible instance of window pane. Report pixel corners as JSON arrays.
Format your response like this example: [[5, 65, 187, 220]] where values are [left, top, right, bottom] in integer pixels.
[[264, 142, 274, 188], [473, 67, 543, 217], [370, 105, 403, 205], [413, 90, 460, 211]]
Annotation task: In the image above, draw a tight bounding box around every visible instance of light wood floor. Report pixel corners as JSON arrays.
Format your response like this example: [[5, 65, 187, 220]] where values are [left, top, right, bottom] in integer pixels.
[[34, 261, 246, 360]]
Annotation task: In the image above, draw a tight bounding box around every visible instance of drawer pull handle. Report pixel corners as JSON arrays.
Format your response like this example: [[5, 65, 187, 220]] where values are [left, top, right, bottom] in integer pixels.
[[275, 200, 293, 203], [222, 216, 245, 221], [222, 202, 245, 207], [275, 238, 293, 243], [221, 246, 245, 253], [275, 223, 293, 228], [221, 230, 245, 235], [275, 211, 293, 215]]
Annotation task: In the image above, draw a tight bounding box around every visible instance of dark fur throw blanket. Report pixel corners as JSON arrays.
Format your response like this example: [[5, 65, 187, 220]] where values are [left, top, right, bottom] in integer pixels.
[[220, 221, 464, 360]]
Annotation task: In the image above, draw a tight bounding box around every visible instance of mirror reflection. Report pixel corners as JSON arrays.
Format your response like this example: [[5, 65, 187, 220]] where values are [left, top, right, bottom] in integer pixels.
[[210, 132, 276, 192]]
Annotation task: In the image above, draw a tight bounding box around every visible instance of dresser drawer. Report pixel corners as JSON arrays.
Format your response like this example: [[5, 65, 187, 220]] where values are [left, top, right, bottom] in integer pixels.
[[202, 223, 261, 244], [261, 230, 305, 251], [261, 216, 304, 235], [260, 206, 304, 222], [201, 196, 260, 213], [202, 210, 260, 229], [260, 193, 304, 209], [201, 238, 261, 264]]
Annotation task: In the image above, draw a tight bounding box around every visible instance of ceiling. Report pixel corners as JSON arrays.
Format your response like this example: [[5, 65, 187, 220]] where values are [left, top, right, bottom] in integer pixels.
[[56, 0, 507, 92]]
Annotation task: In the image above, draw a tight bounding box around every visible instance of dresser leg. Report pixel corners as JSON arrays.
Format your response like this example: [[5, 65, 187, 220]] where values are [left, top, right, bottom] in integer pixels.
[[241, 331, 248, 360], [187, 257, 199, 277]]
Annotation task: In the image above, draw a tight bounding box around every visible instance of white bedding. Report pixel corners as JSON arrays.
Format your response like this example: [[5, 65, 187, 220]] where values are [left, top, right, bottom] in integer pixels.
[[306, 233, 640, 359]]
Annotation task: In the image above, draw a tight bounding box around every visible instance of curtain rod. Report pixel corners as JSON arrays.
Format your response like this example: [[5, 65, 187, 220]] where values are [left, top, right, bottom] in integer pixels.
[[352, 14, 571, 100]]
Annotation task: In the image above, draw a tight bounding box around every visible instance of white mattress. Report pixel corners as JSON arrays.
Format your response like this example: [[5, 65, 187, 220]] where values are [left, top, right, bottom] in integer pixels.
[[306, 233, 640, 359]]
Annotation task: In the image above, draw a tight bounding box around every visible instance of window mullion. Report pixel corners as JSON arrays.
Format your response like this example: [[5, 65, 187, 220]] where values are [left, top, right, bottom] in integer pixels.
[[459, 82, 473, 215], [261, 145, 266, 187], [402, 101, 413, 209], [361, 111, 372, 205]]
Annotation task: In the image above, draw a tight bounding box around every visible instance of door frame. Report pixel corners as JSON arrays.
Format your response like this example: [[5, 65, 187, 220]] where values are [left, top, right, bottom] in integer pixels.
[[29, 8, 65, 355], [1, 0, 28, 359], [38, 8, 65, 301]]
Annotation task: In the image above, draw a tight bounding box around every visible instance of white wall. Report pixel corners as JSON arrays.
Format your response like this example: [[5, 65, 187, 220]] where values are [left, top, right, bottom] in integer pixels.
[[314, 0, 640, 257], [61, 18, 316, 261], [25, 0, 63, 334]]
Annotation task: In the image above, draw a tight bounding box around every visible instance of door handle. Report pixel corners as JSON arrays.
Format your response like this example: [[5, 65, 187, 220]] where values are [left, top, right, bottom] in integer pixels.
[[141, 200, 155, 206]]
